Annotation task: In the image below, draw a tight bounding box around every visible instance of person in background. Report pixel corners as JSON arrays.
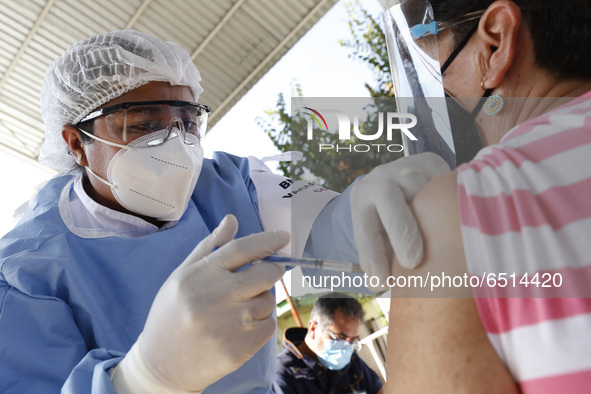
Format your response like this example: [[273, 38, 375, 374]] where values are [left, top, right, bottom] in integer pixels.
[[273, 292, 384, 394]]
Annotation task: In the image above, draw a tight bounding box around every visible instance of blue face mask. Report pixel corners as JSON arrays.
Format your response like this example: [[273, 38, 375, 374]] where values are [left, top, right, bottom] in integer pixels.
[[317, 337, 355, 370]]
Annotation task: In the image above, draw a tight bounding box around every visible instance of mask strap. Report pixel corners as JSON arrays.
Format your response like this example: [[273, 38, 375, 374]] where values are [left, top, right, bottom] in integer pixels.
[[440, 23, 479, 75], [85, 166, 115, 188], [468, 88, 494, 122], [77, 128, 121, 188]]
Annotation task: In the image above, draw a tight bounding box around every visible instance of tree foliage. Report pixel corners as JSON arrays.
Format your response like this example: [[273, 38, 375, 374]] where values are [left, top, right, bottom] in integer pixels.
[[258, 88, 297, 178], [339, 0, 394, 98], [258, 1, 402, 192]]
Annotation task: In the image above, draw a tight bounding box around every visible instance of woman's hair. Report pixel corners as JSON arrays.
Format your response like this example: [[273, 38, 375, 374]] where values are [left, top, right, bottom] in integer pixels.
[[429, 0, 591, 79]]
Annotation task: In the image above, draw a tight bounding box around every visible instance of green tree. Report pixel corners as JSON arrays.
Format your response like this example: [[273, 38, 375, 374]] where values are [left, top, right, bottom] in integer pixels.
[[258, 89, 295, 178], [340, 0, 394, 98], [258, 1, 402, 192]]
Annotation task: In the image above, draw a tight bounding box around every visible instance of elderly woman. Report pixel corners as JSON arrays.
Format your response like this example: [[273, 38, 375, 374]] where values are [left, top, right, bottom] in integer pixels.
[[377, 0, 591, 392]]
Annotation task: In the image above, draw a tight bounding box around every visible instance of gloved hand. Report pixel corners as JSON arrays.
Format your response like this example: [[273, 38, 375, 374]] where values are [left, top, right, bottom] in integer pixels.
[[111, 214, 288, 393], [350, 153, 451, 291]]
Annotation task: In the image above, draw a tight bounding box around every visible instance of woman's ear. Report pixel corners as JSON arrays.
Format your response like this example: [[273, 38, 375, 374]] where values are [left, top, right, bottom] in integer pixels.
[[62, 124, 88, 167], [477, 0, 521, 89]]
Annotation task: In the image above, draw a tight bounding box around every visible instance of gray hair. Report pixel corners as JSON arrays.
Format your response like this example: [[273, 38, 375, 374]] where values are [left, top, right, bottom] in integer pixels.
[[309, 292, 364, 328]]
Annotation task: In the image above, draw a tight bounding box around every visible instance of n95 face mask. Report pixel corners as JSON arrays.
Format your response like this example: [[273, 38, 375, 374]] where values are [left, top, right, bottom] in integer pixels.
[[82, 128, 203, 221]]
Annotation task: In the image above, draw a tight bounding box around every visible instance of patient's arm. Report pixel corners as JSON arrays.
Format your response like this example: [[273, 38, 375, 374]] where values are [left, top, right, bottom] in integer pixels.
[[384, 172, 518, 393]]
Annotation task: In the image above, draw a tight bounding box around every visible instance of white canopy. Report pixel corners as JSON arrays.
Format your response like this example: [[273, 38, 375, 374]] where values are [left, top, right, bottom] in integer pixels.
[[0, 0, 338, 165]]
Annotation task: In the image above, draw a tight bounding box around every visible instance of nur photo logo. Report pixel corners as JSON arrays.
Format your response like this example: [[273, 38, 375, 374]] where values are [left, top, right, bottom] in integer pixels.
[[302, 106, 418, 153]]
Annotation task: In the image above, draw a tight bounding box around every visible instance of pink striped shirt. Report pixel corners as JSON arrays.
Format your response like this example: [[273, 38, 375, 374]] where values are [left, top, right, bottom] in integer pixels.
[[457, 93, 591, 392]]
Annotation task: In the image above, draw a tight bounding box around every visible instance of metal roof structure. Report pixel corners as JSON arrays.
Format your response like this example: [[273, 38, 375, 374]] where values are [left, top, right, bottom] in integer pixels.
[[0, 0, 338, 166]]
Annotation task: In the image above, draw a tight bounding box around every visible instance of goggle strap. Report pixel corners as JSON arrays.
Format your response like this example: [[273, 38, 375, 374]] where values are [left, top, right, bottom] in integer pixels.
[[78, 128, 130, 150]]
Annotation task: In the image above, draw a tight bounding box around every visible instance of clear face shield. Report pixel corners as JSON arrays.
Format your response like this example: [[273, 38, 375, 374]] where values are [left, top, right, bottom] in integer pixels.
[[383, 0, 487, 169]]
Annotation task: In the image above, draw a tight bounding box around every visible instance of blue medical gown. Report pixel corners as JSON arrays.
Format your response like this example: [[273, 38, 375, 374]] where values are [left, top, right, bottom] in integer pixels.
[[0, 152, 335, 393]]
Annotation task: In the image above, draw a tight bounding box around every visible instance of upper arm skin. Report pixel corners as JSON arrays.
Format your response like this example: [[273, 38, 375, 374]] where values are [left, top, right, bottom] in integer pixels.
[[383, 172, 518, 393]]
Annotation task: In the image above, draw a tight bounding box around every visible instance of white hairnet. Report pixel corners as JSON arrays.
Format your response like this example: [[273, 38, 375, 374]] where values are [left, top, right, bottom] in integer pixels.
[[39, 29, 203, 171]]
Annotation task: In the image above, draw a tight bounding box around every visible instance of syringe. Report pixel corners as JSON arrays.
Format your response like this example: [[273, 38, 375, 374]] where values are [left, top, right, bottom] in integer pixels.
[[259, 255, 364, 273]]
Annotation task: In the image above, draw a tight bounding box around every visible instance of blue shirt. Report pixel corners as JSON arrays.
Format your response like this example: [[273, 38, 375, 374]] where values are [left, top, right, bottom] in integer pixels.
[[273, 327, 383, 394]]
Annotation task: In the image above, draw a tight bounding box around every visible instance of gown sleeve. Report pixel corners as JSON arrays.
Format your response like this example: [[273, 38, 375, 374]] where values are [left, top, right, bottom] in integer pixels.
[[0, 282, 123, 393], [246, 155, 339, 257]]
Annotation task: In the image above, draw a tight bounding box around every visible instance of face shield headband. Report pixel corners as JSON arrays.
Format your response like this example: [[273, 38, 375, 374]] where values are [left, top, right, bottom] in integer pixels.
[[383, 0, 490, 168]]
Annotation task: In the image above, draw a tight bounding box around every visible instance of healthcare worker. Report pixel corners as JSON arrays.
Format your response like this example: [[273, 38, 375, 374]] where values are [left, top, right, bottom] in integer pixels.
[[367, 0, 591, 392], [0, 30, 436, 393]]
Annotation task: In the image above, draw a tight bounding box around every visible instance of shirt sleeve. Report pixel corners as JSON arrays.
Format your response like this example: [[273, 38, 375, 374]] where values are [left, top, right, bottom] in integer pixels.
[[0, 283, 122, 393]]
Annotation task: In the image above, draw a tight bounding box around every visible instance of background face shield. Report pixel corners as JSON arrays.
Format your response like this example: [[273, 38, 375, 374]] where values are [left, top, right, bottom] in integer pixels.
[[383, 0, 483, 168]]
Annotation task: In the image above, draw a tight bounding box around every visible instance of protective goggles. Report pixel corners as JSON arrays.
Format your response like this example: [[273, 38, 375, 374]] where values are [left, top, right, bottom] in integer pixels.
[[321, 325, 362, 351], [77, 100, 211, 146], [383, 0, 487, 168]]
